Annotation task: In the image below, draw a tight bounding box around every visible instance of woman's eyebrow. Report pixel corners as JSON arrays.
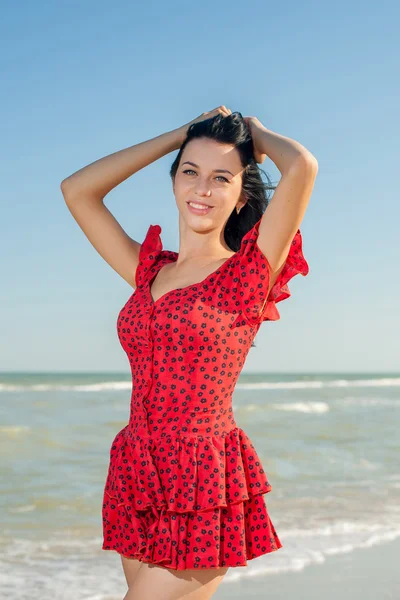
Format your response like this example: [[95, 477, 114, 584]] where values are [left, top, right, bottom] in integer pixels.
[[182, 161, 234, 177]]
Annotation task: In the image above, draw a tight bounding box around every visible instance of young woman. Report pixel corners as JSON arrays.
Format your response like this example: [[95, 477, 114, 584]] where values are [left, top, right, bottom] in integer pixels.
[[61, 107, 318, 600]]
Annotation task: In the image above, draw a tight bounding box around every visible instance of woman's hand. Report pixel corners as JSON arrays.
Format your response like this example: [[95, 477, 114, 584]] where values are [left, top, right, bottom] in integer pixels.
[[174, 108, 267, 165], [243, 116, 268, 164], [176, 106, 233, 145]]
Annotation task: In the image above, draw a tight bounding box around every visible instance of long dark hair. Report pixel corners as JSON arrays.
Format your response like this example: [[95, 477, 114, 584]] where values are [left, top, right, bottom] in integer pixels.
[[169, 111, 277, 251]]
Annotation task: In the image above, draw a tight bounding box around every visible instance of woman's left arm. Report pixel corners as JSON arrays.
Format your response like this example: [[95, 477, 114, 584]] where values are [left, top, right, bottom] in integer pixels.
[[245, 117, 318, 292]]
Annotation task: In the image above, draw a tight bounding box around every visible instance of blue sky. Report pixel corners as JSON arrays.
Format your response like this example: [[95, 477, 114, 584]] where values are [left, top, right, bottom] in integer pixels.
[[1, 1, 398, 373]]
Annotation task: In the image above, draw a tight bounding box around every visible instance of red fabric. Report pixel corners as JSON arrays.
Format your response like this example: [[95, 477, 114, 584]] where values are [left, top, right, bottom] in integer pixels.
[[236, 217, 309, 324], [102, 217, 309, 569]]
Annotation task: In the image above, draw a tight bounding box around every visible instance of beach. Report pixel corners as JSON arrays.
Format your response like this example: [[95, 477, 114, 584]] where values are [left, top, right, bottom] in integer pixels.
[[217, 536, 400, 599]]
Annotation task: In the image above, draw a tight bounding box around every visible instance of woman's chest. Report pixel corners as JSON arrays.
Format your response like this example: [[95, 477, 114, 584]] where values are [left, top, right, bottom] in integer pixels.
[[116, 284, 256, 356]]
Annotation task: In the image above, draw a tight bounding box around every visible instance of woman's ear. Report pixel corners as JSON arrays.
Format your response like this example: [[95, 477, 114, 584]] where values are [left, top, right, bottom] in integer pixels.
[[237, 196, 247, 212]]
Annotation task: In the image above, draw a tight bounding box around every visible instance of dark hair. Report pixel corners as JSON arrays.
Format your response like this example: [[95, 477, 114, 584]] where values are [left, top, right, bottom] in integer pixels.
[[170, 111, 275, 347], [169, 111, 277, 251]]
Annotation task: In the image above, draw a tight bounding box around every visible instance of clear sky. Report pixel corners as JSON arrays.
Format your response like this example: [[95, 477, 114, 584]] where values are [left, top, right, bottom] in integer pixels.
[[1, 1, 398, 373]]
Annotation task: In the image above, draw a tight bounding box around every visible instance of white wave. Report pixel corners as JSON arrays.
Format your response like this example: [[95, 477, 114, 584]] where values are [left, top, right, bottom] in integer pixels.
[[281, 521, 390, 537], [338, 396, 400, 407], [0, 425, 30, 435], [237, 377, 400, 391], [0, 381, 132, 393], [9, 505, 36, 513], [270, 401, 329, 413], [224, 524, 400, 584]]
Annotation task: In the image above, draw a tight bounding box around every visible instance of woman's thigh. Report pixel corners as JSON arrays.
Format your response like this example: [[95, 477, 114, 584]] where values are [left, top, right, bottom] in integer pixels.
[[123, 561, 229, 600], [120, 555, 143, 588]]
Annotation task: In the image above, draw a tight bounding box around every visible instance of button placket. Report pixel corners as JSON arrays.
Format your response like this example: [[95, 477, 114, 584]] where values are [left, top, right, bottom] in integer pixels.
[[140, 302, 156, 433]]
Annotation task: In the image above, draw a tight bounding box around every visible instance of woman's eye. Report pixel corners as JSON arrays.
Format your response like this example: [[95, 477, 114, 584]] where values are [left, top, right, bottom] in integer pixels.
[[182, 169, 228, 182]]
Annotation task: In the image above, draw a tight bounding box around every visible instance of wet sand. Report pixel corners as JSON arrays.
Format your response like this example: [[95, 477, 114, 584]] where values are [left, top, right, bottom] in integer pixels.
[[216, 536, 400, 599]]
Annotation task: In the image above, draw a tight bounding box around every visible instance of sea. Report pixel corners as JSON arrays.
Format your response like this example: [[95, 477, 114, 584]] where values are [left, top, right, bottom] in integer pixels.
[[1, 371, 399, 599]]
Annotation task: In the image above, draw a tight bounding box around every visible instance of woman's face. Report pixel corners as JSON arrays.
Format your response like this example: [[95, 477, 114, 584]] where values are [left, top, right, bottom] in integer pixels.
[[173, 138, 246, 232]]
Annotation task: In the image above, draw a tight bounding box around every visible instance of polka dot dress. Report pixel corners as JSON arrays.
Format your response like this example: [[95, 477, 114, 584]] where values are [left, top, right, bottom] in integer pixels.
[[102, 216, 309, 570]]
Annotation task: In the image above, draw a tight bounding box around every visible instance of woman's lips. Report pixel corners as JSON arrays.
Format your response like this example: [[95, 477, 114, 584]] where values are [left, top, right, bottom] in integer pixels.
[[186, 201, 214, 215]]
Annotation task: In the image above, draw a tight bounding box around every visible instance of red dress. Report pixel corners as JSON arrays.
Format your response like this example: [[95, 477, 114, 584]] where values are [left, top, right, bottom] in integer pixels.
[[102, 216, 309, 570]]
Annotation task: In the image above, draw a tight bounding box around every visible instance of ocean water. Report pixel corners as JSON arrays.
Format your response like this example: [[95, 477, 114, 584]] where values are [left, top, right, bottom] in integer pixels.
[[1, 372, 399, 599]]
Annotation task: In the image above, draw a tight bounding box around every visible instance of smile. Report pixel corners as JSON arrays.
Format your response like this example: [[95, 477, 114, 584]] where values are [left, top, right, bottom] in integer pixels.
[[187, 201, 213, 209]]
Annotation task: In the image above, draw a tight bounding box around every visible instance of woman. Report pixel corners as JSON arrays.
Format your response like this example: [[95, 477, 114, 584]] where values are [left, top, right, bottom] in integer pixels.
[[61, 107, 318, 600]]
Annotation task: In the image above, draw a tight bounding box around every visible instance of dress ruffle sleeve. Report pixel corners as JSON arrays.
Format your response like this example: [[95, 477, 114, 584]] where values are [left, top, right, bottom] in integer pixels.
[[235, 217, 309, 326], [134, 224, 163, 288]]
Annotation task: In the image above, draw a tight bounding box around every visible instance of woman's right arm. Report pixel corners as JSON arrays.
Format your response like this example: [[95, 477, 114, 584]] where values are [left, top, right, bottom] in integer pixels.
[[60, 127, 185, 288]]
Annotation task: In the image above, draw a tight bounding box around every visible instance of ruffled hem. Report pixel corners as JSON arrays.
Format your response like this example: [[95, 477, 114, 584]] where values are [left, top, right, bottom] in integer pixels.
[[104, 425, 272, 513], [102, 490, 282, 569]]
